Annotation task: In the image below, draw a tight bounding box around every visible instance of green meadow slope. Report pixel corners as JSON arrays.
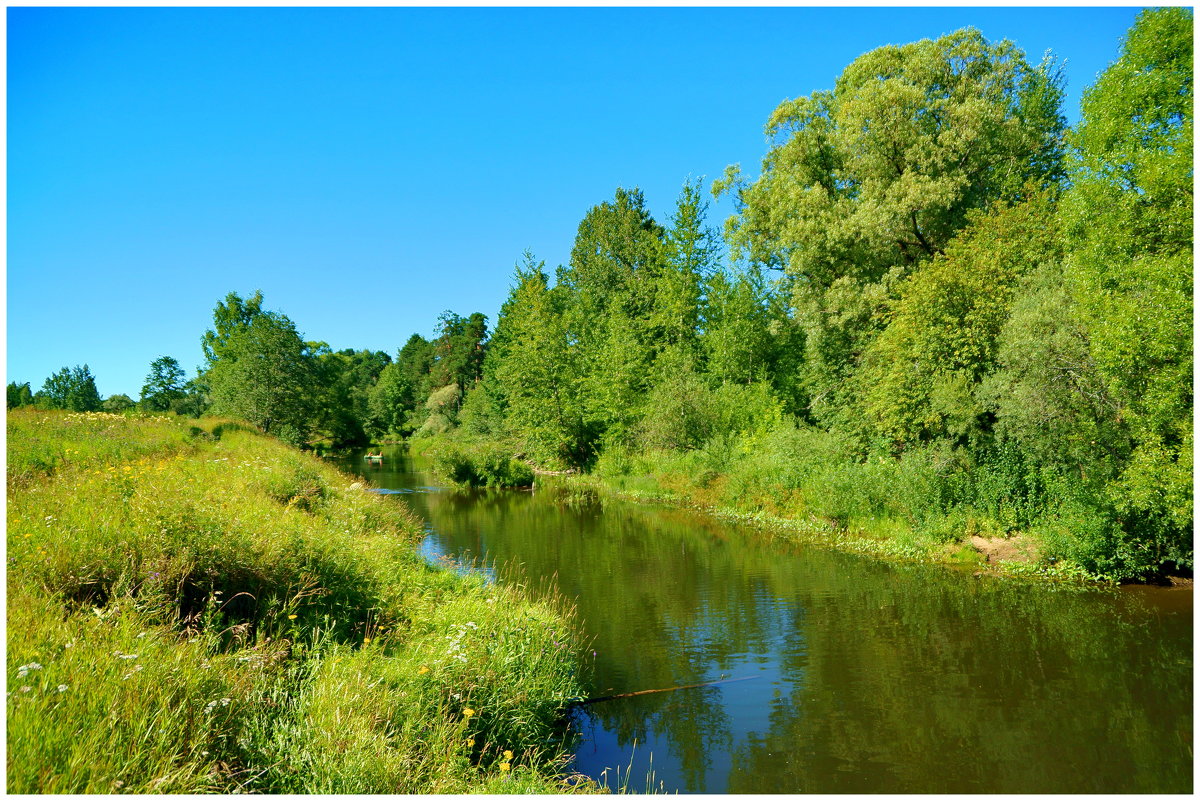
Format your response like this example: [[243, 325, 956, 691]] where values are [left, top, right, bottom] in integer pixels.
[[6, 409, 594, 793]]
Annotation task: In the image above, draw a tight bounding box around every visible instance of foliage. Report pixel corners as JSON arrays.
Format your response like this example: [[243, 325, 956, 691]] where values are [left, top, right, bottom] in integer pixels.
[[37, 365, 102, 412], [102, 393, 136, 413], [717, 27, 1066, 425], [204, 295, 321, 445], [140, 355, 186, 412], [854, 192, 1062, 451], [8, 381, 34, 409], [430, 441, 536, 488], [1060, 7, 1193, 575]]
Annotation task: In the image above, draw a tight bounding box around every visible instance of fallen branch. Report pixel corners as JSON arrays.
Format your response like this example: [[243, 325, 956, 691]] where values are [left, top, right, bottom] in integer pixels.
[[576, 674, 757, 706]]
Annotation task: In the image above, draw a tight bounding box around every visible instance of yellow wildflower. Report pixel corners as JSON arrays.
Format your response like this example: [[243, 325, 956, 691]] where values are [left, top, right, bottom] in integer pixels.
[[503, 750, 513, 760], [418, 665, 430, 675], [499, 762, 511, 772], [287, 614, 297, 620], [463, 708, 475, 718], [363, 637, 372, 645]]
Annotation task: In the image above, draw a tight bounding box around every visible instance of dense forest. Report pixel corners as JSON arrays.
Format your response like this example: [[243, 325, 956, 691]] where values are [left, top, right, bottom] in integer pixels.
[[11, 10, 1192, 581]]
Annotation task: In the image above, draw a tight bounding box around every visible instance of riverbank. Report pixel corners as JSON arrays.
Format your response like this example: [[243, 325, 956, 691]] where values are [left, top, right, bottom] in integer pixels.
[[410, 433, 1115, 583], [6, 410, 596, 793]]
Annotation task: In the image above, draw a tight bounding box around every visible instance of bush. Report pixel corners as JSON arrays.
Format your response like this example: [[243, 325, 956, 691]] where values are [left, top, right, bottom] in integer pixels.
[[431, 443, 535, 488]]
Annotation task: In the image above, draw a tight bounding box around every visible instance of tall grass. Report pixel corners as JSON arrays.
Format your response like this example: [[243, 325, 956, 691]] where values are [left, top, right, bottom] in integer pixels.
[[588, 418, 1095, 577], [7, 409, 596, 793]]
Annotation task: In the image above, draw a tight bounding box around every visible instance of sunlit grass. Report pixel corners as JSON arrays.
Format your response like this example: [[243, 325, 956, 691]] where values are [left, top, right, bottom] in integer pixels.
[[7, 409, 598, 793]]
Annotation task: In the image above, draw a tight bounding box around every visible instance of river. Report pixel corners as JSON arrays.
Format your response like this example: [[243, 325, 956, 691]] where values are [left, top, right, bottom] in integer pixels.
[[340, 447, 1192, 794]]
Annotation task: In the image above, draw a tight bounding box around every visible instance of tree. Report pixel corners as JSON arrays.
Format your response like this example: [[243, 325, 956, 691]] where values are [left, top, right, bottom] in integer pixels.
[[202, 290, 265, 365], [488, 255, 592, 466], [7, 382, 33, 409], [854, 192, 1062, 451], [559, 187, 669, 447], [651, 179, 719, 370], [204, 296, 319, 445], [1061, 7, 1193, 572], [717, 28, 1066, 425], [140, 356, 186, 412], [37, 365, 102, 412], [103, 394, 136, 413], [367, 361, 413, 439]]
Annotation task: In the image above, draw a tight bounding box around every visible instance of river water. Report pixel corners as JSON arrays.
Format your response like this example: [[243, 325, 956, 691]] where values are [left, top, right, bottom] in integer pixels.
[[339, 447, 1192, 794]]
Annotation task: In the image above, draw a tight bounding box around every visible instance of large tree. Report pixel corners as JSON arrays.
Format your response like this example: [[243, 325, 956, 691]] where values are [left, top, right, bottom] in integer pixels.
[[204, 293, 319, 444], [718, 28, 1066, 424], [1061, 7, 1193, 572]]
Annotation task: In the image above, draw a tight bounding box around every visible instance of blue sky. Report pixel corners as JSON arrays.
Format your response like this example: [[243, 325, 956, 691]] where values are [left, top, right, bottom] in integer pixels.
[[8, 6, 1146, 398]]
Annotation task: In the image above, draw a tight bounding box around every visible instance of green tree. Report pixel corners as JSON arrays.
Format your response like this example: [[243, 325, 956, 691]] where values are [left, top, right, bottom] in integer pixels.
[[488, 256, 591, 466], [367, 361, 413, 439], [7, 382, 33, 409], [102, 394, 136, 413], [854, 193, 1062, 451], [1061, 7, 1193, 572], [205, 297, 319, 445], [202, 290, 265, 365], [718, 28, 1066, 424], [559, 187, 668, 448], [651, 179, 719, 372], [140, 356, 187, 412], [316, 349, 392, 446], [37, 365, 102, 412]]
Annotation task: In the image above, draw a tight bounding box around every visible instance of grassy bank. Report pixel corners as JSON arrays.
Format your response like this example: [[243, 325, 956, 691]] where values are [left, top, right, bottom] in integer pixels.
[[570, 432, 1101, 582], [7, 409, 596, 793]]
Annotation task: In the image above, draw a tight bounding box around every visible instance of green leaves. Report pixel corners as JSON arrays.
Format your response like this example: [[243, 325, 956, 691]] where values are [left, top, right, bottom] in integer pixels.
[[204, 295, 320, 444]]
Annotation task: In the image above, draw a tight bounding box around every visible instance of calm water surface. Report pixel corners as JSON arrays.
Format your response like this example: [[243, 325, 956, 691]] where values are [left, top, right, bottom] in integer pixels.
[[341, 448, 1192, 794]]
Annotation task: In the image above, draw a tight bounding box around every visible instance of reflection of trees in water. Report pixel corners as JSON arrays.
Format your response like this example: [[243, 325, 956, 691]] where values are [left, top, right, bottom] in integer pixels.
[[728, 571, 1192, 793], [350, 453, 1192, 794]]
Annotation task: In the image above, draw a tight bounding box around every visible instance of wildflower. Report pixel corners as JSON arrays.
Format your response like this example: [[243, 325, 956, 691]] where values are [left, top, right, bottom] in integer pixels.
[[462, 707, 475, 718], [287, 614, 297, 620], [17, 662, 44, 673], [20, 686, 31, 693], [499, 762, 511, 772], [503, 750, 513, 760], [466, 738, 476, 748], [116, 653, 138, 660], [418, 665, 430, 675], [57, 684, 68, 693], [363, 637, 372, 645]]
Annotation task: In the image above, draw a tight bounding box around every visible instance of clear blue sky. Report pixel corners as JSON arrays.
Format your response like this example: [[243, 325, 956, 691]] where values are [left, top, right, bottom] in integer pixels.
[[8, 6, 1146, 398]]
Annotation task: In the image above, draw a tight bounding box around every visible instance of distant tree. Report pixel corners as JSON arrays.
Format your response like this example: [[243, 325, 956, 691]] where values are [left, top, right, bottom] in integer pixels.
[[37, 365, 102, 412], [7, 382, 33, 409], [315, 348, 392, 446], [103, 394, 136, 414], [367, 361, 413, 439], [140, 356, 186, 412], [202, 290, 265, 365], [174, 377, 210, 418], [205, 298, 319, 445]]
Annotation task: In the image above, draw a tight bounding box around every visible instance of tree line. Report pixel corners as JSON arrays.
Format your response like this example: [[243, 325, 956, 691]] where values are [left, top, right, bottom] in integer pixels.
[[10, 10, 1190, 580]]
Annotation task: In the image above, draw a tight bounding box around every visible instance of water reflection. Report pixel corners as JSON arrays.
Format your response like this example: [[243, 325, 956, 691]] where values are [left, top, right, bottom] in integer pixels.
[[339, 448, 1192, 794]]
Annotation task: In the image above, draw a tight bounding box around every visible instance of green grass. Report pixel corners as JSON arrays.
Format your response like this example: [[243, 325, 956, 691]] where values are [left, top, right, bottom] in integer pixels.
[[7, 409, 597, 794]]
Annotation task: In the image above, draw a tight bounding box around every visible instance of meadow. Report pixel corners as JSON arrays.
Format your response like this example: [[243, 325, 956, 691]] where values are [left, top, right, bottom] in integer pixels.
[[6, 409, 595, 793]]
